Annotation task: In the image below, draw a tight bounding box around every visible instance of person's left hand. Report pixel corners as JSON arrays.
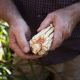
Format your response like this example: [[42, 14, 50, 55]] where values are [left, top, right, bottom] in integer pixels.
[[37, 6, 79, 50]]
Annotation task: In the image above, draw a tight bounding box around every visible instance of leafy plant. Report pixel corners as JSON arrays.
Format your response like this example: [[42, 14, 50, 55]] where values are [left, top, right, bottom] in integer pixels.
[[0, 20, 12, 80], [0, 20, 40, 80], [0, 20, 51, 80]]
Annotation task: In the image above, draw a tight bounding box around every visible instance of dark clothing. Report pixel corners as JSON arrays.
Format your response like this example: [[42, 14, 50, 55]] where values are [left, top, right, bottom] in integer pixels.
[[13, 0, 80, 64]]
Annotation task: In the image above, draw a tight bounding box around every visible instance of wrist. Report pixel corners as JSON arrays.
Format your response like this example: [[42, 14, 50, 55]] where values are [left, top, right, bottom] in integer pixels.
[[66, 2, 80, 23]]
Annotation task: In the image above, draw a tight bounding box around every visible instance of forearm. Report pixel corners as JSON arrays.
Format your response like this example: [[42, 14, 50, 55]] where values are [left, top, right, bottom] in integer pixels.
[[0, 0, 22, 24]]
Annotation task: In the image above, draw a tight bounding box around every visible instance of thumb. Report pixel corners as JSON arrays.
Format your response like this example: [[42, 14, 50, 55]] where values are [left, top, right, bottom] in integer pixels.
[[37, 14, 53, 32], [15, 32, 30, 53]]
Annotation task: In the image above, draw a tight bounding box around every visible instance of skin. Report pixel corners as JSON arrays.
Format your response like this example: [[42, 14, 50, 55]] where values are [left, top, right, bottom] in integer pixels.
[[0, 0, 41, 59], [38, 2, 80, 50], [0, 0, 80, 59]]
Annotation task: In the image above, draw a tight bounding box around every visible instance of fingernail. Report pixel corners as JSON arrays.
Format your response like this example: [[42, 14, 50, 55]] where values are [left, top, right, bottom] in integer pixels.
[[23, 47, 30, 53]]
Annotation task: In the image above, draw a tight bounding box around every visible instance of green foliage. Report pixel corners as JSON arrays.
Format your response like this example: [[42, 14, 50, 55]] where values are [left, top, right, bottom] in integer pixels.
[[0, 20, 40, 80], [0, 20, 49, 80], [0, 20, 12, 80]]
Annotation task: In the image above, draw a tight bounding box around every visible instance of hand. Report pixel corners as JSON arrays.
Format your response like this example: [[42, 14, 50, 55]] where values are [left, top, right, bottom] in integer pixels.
[[37, 6, 79, 50], [9, 19, 41, 59]]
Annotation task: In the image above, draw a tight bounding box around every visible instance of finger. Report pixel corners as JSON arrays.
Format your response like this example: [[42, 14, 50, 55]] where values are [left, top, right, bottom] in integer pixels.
[[15, 32, 30, 53], [37, 14, 53, 32], [9, 33, 27, 58], [9, 32, 42, 59], [25, 54, 42, 60], [9, 31, 16, 43], [10, 42, 42, 59], [10, 41, 27, 58]]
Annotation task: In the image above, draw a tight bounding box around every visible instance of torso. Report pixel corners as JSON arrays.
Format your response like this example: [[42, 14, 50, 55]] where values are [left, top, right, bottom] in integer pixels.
[[13, 0, 80, 64]]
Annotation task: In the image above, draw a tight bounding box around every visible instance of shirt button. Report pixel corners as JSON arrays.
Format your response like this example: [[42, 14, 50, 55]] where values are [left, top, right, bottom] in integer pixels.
[[37, 14, 41, 18]]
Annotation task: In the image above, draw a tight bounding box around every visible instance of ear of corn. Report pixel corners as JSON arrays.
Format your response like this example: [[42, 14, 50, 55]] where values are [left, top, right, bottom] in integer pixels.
[[30, 24, 54, 56]]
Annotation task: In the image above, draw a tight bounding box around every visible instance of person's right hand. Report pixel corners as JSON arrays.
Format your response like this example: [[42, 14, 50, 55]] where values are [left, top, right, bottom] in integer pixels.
[[9, 19, 42, 59]]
